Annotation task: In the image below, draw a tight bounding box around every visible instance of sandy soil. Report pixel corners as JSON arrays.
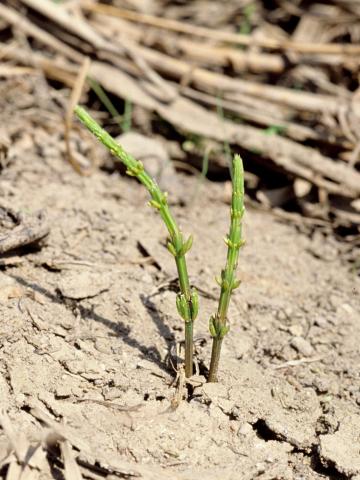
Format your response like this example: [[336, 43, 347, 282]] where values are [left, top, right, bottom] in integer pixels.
[[0, 82, 359, 480]]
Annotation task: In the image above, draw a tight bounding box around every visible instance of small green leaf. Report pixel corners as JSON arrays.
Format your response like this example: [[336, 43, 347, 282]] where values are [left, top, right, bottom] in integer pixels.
[[263, 124, 287, 136], [190, 288, 199, 320], [209, 316, 229, 339], [180, 234, 193, 256], [220, 325, 230, 338], [176, 293, 191, 322], [176, 293, 182, 316], [148, 200, 161, 210], [209, 316, 217, 337], [167, 242, 177, 257], [126, 161, 144, 177], [223, 236, 230, 247]]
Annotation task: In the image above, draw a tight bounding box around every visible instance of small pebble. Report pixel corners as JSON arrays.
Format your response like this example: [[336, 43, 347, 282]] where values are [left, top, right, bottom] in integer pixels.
[[289, 325, 303, 337], [95, 339, 110, 354], [229, 420, 238, 433], [340, 303, 354, 314], [15, 393, 26, 406], [329, 294, 342, 309], [238, 422, 253, 436], [103, 387, 124, 400], [55, 385, 72, 398], [71, 386, 83, 397], [276, 310, 287, 321], [313, 377, 330, 393], [141, 272, 153, 284], [290, 336, 314, 357], [314, 317, 328, 328]]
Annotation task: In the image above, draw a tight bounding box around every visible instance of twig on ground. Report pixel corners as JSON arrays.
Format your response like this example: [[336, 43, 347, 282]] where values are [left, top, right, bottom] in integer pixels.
[[65, 56, 93, 176], [271, 355, 329, 369]]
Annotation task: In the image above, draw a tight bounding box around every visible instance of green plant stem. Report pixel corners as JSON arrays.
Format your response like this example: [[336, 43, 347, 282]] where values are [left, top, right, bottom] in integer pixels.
[[184, 322, 193, 377], [174, 249, 194, 378], [75, 105, 197, 377], [208, 338, 222, 382], [208, 155, 245, 382]]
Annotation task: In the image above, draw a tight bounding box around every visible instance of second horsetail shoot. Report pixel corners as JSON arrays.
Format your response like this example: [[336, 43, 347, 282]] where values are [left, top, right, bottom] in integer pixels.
[[208, 155, 245, 381], [75, 105, 245, 382]]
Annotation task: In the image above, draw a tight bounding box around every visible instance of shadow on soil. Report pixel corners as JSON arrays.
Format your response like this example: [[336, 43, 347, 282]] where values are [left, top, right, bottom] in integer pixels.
[[11, 274, 174, 375]]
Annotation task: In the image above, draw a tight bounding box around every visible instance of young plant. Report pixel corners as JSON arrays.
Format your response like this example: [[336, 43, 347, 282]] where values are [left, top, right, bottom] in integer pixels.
[[75, 107, 245, 383], [208, 155, 245, 382], [74, 106, 198, 377]]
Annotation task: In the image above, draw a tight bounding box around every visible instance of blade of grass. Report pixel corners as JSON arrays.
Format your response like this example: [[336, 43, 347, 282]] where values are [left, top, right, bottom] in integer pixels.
[[122, 98, 132, 133], [87, 76, 122, 127], [190, 146, 210, 205], [87, 77, 132, 133]]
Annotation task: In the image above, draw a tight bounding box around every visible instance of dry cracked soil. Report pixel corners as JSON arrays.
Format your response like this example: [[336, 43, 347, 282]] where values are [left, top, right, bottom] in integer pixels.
[[0, 95, 359, 480]]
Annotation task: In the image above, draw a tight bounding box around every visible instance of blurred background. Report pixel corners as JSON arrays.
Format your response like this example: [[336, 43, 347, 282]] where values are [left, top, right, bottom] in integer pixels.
[[1, 3, 360, 478], [1, 0, 359, 269]]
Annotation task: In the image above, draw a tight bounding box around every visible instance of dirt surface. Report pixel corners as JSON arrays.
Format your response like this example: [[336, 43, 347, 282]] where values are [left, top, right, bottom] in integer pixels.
[[0, 80, 360, 480]]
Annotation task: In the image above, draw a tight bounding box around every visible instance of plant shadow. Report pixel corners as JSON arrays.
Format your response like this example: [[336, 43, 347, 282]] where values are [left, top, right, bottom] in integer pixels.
[[140, 294, 175, 348], [11, 274, 173, 375]]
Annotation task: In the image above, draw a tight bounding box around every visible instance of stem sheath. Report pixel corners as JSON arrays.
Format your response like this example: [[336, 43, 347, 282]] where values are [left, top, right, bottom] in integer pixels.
[[185, 322, 193, 378], [208, 338, 223, 382]]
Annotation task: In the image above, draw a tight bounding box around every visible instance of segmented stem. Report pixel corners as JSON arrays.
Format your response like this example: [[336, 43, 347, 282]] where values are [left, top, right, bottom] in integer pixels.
[[208, 155, 245, 382], [75, 106, 197, 377]]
